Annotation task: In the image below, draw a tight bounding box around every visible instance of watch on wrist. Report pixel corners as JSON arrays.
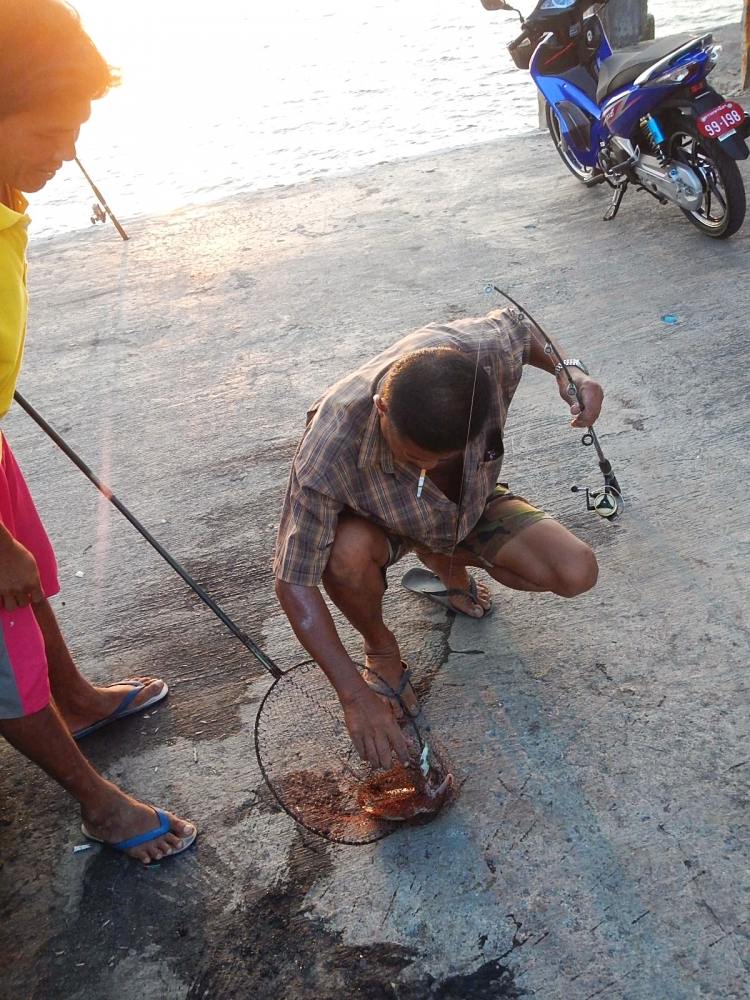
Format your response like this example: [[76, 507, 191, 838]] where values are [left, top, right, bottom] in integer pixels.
[[554, 358, 589, 378]]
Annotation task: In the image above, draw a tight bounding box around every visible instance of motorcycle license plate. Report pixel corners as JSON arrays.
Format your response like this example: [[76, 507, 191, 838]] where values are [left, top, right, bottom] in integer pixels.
[[697, 100, 745, 140]]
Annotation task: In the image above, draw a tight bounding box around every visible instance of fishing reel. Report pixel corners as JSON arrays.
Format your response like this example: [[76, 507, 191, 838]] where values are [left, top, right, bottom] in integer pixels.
[[570, 482, 621, 518], [571, 430, 623, 519], [90, 202, 106, 225]]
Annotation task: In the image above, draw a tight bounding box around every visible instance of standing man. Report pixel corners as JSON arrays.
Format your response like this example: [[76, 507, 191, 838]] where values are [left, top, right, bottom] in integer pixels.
[[0, 0, 196, 864], [275, 307, 602, 771]]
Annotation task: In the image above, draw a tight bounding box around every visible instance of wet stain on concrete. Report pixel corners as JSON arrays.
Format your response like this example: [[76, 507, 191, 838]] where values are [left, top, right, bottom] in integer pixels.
[[20, 845, 210, 1000], [184, 832, 525, 1000], [185, 833, 415, 999], [398, 959, 528, 999]]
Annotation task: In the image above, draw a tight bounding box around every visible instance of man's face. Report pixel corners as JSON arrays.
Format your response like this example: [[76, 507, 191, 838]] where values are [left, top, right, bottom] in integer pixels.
[[0, 98, 91, 193], [375, 396, 463, 470]]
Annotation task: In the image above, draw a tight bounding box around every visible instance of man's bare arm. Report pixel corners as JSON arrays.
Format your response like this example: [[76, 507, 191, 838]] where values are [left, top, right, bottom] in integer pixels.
[[527, 331, 604, 428], [274, 579, 409, 769]]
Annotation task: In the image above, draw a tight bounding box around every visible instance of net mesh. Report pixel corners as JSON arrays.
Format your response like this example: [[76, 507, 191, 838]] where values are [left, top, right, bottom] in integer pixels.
[[254, 660, 453, 844]]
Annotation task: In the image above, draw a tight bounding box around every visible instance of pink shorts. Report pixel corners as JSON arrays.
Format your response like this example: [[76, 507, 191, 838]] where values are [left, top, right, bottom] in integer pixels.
[[0, 435, 59, 718]]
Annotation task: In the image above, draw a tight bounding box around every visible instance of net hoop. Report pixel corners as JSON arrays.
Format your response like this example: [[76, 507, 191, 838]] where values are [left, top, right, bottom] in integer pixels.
[[253, 659, 450, 845]]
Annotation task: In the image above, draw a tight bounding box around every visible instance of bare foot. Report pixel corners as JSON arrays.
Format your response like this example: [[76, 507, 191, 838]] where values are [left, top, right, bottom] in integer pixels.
[[363, 648, 421, 719], [443, 572, 493, 618], [61, 676, 166, 734], [416, 551, 493, 618], [82, 789, 196, 865]]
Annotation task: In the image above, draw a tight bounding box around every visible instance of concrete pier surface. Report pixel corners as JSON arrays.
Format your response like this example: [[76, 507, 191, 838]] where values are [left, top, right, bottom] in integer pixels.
[[1, 29, 749, 1000]]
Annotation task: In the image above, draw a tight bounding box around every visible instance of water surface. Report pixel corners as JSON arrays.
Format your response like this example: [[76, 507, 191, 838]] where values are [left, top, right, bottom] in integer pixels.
[[30, 0, 742, 237]]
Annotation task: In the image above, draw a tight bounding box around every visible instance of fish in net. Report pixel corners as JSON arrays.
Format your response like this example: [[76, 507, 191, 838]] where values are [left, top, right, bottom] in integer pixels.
[[255, 660, 454, 844]]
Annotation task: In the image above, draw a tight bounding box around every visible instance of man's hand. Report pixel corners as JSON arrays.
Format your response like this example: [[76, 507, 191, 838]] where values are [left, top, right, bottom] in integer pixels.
[[340, 684, 411, 771], [0, 536, 44, 611], [559, 375, 604, 428]]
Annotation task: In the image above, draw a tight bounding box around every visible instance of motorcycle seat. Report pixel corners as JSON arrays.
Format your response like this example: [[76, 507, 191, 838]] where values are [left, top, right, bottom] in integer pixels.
[[596, 33, 697, 104]]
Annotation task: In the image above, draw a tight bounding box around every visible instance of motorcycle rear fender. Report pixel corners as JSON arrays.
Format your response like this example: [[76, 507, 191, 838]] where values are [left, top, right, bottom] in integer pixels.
[[715, 130, 750, 161]]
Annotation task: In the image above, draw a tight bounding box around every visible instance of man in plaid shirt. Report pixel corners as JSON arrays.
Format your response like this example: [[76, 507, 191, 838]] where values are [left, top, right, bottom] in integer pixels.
[[275, 307, 603, 769]]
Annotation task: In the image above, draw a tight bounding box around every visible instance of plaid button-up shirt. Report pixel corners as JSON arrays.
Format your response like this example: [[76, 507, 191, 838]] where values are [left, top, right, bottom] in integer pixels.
[[274, 307, 532, 586]]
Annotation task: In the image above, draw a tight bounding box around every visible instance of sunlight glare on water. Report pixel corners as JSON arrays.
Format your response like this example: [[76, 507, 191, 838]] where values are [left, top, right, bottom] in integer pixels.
[[29, 0, 743, 238]]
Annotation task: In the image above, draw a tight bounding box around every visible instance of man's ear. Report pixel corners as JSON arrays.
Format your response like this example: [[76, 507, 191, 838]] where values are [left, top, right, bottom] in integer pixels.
[[373, 393, 387, 416]]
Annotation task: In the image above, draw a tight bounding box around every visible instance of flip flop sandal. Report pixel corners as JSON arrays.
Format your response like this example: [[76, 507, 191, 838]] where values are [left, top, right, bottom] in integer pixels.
[[72, 680, 169, 740], [401, 567, 493, 619], [362, 661, 423, 723], [81, 806, 197, 860]]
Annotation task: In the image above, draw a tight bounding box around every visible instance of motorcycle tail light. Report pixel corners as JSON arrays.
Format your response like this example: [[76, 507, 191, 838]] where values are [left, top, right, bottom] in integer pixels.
[[651, 63, 694, 86]]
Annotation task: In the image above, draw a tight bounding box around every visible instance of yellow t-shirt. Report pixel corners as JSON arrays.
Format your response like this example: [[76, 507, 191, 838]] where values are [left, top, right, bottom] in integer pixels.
[[0, 187, 30, 458]]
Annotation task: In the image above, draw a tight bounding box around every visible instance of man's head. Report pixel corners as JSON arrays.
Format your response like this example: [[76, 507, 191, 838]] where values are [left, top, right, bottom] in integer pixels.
[[0, 0, 117, 193], [375, 347, 492, 469]]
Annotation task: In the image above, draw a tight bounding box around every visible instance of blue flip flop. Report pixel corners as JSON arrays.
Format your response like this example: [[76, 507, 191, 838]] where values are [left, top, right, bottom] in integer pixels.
[[81, 807, 197, 859], [72, 680, 169, 741]]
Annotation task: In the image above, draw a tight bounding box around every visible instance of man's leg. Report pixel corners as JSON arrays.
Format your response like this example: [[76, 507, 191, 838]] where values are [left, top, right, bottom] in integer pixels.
[[321, 514, 417, 711], [32, 600, 165, 734], [0, 704, 195, 864], [484, 517, 598, 595], [0, 596, 194, 863], [418, 494, 598, 612]]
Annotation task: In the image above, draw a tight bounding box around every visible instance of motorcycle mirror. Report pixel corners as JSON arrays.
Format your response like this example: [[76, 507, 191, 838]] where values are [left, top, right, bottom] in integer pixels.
[[480, 0, 524, 21]]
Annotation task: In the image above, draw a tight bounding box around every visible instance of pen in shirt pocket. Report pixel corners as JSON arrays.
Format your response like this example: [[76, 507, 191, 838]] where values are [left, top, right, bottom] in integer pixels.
[[417, 468, 426, 498]]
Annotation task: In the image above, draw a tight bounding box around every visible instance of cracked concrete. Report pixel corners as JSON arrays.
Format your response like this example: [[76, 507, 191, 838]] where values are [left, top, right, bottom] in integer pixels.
[[1, 25, 749, 1000]]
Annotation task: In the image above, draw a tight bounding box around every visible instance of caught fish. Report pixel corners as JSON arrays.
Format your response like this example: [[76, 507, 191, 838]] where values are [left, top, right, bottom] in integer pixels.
[[357, 762, 453, 821]]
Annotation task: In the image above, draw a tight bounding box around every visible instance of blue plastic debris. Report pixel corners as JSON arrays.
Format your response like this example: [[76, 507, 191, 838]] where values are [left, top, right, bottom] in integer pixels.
[[661, 314, 679, 325]]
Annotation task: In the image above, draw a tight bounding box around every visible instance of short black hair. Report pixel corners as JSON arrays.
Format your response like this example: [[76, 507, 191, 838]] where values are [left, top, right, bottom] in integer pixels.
[[0, 0, 118, 118], [381, 347, 491, 453]]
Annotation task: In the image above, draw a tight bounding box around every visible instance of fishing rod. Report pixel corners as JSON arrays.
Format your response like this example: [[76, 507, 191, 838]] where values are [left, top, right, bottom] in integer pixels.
[[488, 284, 623, 519], [75, 157, 129, 241], [12, 389, 278, 676]]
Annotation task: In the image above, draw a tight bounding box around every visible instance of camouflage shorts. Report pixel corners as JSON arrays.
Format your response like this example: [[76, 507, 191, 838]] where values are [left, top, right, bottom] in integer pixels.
[[384, 483, 549, 576], [455, 483, 550, 569]]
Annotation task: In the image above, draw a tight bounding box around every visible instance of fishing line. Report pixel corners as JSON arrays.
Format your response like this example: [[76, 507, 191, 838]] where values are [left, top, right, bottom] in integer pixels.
[[447, 332, 484, 588]]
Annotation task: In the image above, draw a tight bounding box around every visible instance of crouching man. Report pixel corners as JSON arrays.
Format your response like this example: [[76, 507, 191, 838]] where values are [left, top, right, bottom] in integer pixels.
[[274, 307, 602, 770]]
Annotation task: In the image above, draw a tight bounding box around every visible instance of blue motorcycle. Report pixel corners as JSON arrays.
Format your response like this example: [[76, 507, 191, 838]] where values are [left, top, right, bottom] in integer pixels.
[[483, 0, 750, 238]]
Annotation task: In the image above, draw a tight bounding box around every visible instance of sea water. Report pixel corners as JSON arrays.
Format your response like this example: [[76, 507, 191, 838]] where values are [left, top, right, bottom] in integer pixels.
[[29, 0, 742, 238]]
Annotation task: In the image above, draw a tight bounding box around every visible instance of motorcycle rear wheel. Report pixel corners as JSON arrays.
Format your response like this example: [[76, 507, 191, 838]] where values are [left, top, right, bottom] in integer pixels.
[[545, 101, 604, 187], [668, 120, 746, 239]]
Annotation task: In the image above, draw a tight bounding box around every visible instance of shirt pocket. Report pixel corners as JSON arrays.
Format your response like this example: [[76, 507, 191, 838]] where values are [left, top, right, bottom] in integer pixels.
[[476, 454, 505, 502]]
